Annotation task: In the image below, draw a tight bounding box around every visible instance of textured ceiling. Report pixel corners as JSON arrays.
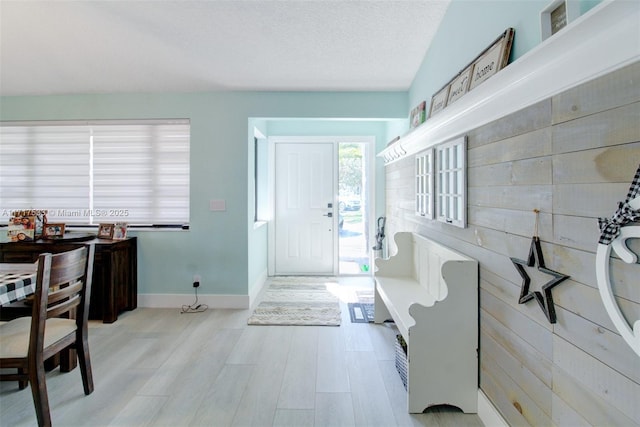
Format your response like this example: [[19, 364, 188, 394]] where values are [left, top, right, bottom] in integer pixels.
[[0, 0, 450, 96]]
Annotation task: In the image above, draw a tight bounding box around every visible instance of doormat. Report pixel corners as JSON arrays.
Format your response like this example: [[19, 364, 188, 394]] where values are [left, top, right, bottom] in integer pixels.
[[247, 278, 341, 326], [348, 302, 375, 323], [348, 289, 375, 323]]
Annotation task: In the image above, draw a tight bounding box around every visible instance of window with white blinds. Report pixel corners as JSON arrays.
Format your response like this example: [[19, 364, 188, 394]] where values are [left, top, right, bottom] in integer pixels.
[[0, 120, 190, 226]]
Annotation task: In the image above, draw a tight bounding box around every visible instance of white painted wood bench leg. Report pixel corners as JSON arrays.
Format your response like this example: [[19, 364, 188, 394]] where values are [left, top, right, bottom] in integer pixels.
[[406, 261, 478, 414]]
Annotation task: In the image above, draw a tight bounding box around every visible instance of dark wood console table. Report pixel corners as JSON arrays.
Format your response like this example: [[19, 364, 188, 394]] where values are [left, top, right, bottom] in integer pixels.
[[0, 236, 137, 323]]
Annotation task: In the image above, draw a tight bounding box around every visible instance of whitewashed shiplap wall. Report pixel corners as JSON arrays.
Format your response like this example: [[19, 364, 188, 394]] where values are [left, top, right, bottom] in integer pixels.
[[383, 62, 640, 426]]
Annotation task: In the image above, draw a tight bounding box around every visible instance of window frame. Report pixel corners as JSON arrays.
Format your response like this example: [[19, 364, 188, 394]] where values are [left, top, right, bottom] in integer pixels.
[[435, 136, 467, 228], [415, 148, 434, 219]]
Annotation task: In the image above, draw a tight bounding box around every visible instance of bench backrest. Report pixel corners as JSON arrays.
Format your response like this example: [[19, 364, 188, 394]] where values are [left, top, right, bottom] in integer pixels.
[[411, 233, 472, 301], [376, 231, 476, 302]]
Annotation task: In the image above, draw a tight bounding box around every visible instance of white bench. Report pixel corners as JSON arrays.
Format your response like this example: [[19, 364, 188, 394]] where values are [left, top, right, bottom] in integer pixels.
[[374, 231, 478, 414]]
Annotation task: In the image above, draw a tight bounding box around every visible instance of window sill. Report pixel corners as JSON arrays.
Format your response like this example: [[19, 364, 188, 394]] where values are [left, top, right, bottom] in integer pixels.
[[64, 225, 189, 233], [254, 221, 268, 230]]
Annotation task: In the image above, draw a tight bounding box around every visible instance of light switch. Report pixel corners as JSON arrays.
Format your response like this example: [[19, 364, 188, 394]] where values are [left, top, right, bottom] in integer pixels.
[[210, 199, 226, 211]]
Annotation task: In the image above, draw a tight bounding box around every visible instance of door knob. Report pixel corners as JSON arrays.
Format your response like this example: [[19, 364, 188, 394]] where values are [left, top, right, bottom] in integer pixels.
[[323, 212, 333, 217]]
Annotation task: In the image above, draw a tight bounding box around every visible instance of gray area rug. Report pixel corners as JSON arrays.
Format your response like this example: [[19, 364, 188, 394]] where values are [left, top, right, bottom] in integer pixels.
[[247, 278, 341, 326]]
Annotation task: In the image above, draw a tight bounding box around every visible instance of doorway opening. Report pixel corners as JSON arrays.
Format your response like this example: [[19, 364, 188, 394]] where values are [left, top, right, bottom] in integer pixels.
[[267, 136, 374, 277], [338, 142, 371, 275]]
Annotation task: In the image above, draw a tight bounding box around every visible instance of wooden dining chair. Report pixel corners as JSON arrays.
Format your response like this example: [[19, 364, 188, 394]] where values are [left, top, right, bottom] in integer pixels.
[[0, 246, 95, 427]]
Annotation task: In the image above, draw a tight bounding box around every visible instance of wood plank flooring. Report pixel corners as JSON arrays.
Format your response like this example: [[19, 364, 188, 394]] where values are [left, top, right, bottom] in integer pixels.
[[0, 278, 484, 427]]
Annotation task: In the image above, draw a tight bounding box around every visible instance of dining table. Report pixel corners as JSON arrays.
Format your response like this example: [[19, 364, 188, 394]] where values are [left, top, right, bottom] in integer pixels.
[[0, 262, 37, 306]]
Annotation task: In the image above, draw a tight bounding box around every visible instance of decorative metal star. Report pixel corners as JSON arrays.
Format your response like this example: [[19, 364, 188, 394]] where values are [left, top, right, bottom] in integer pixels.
[[510, 236, 570, 324]]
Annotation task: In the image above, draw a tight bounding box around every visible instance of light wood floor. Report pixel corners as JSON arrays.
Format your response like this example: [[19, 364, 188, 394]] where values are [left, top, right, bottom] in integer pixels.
[[0, 277, 483, 427]]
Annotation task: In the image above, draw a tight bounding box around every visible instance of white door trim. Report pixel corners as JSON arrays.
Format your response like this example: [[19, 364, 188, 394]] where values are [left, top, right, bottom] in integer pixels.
[[267, 135, 375, 277]]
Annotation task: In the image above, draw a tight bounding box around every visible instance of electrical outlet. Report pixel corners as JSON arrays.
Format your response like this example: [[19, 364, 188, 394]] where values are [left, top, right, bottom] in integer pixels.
[[193, 274, 201, 288]]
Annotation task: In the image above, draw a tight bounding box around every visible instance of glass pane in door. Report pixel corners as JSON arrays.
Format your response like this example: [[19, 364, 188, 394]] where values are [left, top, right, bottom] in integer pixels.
[[338, 142, 370, 274]]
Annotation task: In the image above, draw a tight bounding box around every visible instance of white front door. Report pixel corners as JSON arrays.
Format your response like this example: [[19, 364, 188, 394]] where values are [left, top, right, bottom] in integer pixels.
[[274, 142, 335, 275]]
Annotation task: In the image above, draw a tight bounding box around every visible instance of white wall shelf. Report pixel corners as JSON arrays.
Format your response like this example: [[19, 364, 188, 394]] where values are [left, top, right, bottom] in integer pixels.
[[378, 0, 640, 165]]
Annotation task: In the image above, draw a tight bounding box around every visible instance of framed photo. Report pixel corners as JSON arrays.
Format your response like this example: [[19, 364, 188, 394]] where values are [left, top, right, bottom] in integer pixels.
[[446, 64, 473, 106], [428, 84, 450, 118], [33, 210, 47, 239], [409, 101, 426, 129], [468, 28, 515, 91], [112, 222, 128, 240], [540, 0, 580, 40], [43, 223, 65, 239], [97, 223, 115, 239], [7, 211, 37, 242]]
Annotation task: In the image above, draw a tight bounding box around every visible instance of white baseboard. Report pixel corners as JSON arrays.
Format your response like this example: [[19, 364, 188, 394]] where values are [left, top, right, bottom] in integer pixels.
[[249, 269, 268, 308], [478, 389, 508, 427], [138, 293, 250, 309]]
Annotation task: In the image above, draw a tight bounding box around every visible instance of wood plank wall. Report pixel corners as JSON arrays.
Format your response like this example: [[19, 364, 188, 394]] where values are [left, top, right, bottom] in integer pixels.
[[384, 62, 640, 426]]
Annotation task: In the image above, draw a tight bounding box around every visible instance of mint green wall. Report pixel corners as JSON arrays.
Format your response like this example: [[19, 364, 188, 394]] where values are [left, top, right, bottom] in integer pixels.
[[409, 0, 602, 112], [1, 91, 406, 297]]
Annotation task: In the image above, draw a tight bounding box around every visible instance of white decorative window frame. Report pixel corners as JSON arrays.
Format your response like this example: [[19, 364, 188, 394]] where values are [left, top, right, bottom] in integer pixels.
[[415, 149, 434, 219], [435, 136, 467, 228]]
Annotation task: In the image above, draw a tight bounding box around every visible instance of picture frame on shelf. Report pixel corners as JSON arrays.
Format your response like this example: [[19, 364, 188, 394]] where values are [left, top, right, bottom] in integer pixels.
[[7, 216, 36, 242], [409, 101, 426, 129], [468, 28, 515, 91], [446, 64, 473, 106], [34, 210, 47, 239], [428, 28, 514, 117], [43, 223, 65, 239], [541, 0, 580, 40], [97, 223, 115, 239], [7, 211, 37, 242], [428, 84, 450, 118], [112, 222, 128, 240]]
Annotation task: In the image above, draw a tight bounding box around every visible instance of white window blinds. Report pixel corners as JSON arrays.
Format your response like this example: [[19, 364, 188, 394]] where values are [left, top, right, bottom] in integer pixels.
[[0, 120, 190, 226]]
